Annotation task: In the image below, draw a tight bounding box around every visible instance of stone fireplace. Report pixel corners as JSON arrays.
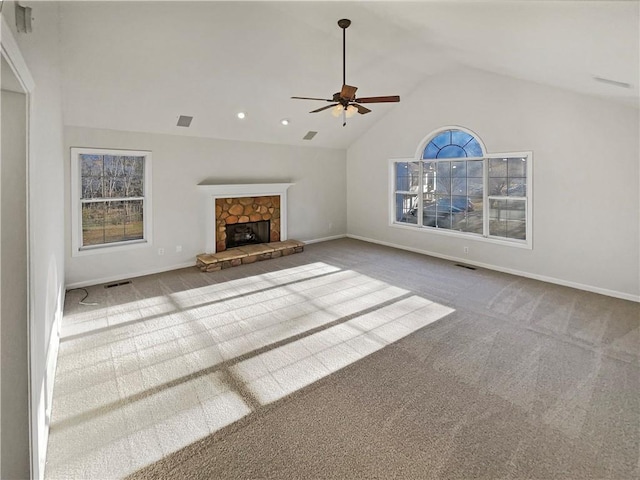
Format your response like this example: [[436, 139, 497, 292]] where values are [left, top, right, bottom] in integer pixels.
[[198, 183, 294, 253]]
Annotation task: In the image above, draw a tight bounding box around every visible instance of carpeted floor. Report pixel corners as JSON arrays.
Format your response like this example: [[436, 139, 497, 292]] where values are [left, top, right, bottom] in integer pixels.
[[48, 238, 639, 479]]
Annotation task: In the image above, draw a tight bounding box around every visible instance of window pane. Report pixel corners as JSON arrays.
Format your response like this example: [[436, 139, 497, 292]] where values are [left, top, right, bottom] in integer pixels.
[[105, 201, 144, 243], [395, 162, 420, 192], [82, 200, 144, 246], [80, 155, 104, 198], [489, 177, 508, 196], [82, 202, 106, 246], [468, 177, 483, 196], [80, 154, 103, 176], [124, 200, 144, 240], [508, 157, 526, 177], [452, 208, 483, 234], [451, 161, 466, 177], [507, 179, 526, 197], [395, 194, 418, 224], [82, 176, 103, 199], [451, 178, 467, 196], [435, 162, 451, 194], [489, 198, 526, 240], [489, 158, 508, 178], [506, 199, 526, 240], [125, 156, 145, 196], [438, 145, 466, 158], [451, 130, 472, 148], [431, 132, 450, 149], [467, 160, 483, 178], [101, 155, 145, 198], [464, 141, 483, 157], [422, 161, 437, 200], [464, 195, 484, 234], [423, 142, 439, 159]]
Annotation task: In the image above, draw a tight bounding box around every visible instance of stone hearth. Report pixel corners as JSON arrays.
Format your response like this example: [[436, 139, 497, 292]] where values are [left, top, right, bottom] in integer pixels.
[[196, 240, 305, 272]]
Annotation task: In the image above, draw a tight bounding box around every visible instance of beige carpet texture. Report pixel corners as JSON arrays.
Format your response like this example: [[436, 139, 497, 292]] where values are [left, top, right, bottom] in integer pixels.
[[49, 238, 639, 480]]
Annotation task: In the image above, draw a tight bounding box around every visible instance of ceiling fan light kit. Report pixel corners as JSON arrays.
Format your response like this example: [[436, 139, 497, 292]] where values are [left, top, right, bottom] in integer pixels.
[[292, 18, 400, 126]]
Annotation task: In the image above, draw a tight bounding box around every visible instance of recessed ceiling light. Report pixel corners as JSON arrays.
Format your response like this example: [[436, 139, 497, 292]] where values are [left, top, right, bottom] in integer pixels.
[[280, 119, 289, 126], [237, 112, 246, 119]]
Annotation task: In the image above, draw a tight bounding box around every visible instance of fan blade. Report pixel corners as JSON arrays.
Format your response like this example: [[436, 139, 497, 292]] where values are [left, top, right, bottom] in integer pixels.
[[354, 95, 400, 104], [310, 104, 338, 113], [352, 103, 371, 115], [340, 84, 358, 100], [292, 96, 333, 102]]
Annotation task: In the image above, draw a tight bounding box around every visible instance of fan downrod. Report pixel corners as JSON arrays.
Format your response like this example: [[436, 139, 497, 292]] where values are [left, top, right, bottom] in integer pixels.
[[338, 18, 351, 29]]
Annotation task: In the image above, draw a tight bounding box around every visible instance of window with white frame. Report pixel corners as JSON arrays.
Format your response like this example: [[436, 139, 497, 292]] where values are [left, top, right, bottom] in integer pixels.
[[391, 127, 531, 246], [71, 148, 152, 255]]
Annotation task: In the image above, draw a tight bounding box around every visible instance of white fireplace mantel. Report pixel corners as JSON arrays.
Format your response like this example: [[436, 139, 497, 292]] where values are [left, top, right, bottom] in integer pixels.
[[198, 183, 294, 253]]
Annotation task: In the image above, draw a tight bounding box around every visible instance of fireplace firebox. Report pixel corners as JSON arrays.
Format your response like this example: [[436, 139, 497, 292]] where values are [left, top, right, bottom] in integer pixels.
[[225, 220, 270, 249]]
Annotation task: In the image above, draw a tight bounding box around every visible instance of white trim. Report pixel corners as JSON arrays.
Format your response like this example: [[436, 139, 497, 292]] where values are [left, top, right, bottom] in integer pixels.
[[197, 183, 295, 196], [388, 221, 531, 249], [65, 261, 196, 290], [346, 234, 639, 303], [37, 297, 62, 480], [2, 17, 42, 479], [70, 147, 153, 257], [198, 183, 294, 253], [302, 234, 347, 244], [485, 151, 533, 249], [66, 236, 348, 289], [1, 17, 35, 92]]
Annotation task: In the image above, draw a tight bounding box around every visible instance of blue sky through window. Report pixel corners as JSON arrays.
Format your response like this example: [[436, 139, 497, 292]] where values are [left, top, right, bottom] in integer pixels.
[[423, 130, 483, 159]]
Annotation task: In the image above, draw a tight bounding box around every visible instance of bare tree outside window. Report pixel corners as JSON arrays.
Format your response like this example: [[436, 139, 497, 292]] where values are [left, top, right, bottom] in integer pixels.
[[79, 153, 146, 247]]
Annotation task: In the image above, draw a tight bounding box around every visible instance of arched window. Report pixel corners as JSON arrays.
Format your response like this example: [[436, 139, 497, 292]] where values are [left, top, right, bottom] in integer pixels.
[[391, 127, 531, 246], [423, 129, 484, 159]]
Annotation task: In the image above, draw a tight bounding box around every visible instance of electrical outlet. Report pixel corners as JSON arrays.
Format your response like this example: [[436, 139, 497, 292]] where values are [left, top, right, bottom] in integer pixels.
[[176, 245, 182, 253], [463, 246, 469, 254], [158, 248, 165, 256]]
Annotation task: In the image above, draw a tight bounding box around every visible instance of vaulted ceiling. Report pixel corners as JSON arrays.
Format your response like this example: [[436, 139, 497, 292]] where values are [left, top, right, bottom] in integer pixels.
[[59, 1, 639, 149]]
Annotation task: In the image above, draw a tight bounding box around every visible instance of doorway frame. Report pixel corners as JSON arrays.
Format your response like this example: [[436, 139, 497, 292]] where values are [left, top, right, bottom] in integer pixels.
[[1, 14, 38, 479]]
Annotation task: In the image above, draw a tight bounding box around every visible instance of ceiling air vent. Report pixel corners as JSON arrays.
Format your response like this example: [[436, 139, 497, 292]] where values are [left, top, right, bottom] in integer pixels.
[[177, 115, 193, 127], [303, 131, 317, 140]]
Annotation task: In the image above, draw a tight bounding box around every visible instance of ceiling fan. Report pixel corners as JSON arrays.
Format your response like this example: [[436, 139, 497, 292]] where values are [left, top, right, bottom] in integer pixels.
[[291, 18, 400, 126]]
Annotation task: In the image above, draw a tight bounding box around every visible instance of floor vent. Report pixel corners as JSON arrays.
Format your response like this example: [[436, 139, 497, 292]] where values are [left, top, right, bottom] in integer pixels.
[[455, 264, 477, 270], [104, 280, 132, 288]]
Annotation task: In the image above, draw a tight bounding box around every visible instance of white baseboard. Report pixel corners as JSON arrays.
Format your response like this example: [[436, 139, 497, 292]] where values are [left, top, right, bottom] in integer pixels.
[[36, 288, 63, 480], [65, 261, 197, 289], [346, 234, 640, 303], [303, 234, 347, 245]]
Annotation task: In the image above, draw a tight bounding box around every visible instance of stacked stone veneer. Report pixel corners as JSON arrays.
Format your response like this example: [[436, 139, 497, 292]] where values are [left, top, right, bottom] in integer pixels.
[[196, 240, 305, 272], [215, 195, 280, 252]]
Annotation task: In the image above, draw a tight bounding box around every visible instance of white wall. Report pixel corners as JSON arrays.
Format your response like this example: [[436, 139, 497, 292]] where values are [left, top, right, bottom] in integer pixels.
[[1, 2, 65, 478], [64, 126, 347, 286], [347, 67, 639, 300]]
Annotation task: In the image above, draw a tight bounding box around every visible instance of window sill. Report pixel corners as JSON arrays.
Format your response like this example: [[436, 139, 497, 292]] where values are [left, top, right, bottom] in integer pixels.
[[72, 239, 150, 257], [389, 222, 532, 250]]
